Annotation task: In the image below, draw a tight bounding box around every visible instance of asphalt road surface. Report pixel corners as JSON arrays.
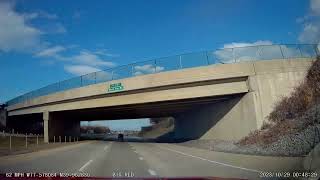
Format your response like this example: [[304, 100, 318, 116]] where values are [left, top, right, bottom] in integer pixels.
[[0, 141, 260, 179]]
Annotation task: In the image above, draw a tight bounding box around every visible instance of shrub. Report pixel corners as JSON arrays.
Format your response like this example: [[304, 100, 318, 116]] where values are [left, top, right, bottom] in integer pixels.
[[261, 121, 273, 130], [81, 125, 110, 134], [93, 126, 110, 134], [239, 119, 299, 146], [306, 56, 320, 98]]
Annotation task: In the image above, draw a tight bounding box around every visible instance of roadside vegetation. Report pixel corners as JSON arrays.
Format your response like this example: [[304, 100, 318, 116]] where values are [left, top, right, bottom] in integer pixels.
[[138, 117, 174, 138], [80, 125, 111, 134]]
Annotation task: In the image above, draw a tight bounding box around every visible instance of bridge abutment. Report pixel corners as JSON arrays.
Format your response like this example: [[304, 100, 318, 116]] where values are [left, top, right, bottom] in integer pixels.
[[43, 111, 80, 143], [173, 92, 259, 141]]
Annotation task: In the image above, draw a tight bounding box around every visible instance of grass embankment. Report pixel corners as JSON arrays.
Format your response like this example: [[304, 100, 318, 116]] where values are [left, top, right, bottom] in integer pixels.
[[0, 135, 80, 156], [0, 136, 44, 150], [138, 117, 174, 138]]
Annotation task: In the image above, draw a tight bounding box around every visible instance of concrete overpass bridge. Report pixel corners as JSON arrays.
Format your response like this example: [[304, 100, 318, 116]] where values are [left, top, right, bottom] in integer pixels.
[[2, 44, 318, 143]]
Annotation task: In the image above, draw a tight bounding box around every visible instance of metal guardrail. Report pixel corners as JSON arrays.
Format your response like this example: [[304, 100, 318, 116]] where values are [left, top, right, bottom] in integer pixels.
[[6, 44, 319, 106]]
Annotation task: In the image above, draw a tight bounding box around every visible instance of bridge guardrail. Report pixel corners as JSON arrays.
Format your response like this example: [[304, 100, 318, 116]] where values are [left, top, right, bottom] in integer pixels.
[[6, 44, 319, 106]]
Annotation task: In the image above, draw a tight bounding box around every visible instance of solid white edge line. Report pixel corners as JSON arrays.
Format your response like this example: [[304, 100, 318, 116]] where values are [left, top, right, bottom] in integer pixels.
[[158, 146, 260, 173], [79, 160, 93, 172], [148, 169, 157, 176]]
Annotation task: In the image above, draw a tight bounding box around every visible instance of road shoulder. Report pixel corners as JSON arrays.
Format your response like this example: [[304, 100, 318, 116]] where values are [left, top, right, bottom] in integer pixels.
[[0, 141, 95, 163], [158, 143, 304, 172]]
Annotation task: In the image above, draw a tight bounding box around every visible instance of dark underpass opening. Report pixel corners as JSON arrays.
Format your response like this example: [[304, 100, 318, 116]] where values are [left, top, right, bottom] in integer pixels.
[[80, 117, 175, 142]]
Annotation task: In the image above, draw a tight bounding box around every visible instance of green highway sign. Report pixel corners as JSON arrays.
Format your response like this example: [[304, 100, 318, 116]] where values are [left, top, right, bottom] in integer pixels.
[[108, 83, 124, 92]]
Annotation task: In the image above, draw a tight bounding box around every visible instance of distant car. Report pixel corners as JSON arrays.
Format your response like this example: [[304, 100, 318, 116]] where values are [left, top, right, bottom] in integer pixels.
[[118, 133, 124, 142]]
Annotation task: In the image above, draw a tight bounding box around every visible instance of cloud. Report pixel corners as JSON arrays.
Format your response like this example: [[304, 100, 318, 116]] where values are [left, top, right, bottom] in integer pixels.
[[298, 23, 320, 43], [311, 0, 320, 15], [23, 12, 39, 20], [35, 46, 66, 57], [221, 40, 273, 48], [213, 40, 274, 63], [298, 0, 320, 43], [71, 51, 116, 67], [0, 1, 66, 53], [213, 41, 316, 63], [93, 49, 119, 57], [0, 2, 115, 79], [64, 65, 101, 76], [34, 44, 117, 76], [0, 2, 42, 52], [23, 11, 58, 20], [133, 64, 164, 76], [52, 48, 116, 76]]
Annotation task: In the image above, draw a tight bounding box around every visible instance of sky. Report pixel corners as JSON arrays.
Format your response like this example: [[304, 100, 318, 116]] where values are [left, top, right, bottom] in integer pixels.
[[1, 0, 319, 130]]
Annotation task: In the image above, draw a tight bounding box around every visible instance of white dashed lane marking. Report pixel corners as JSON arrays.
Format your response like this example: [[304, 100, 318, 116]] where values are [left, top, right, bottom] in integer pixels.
[[158, 146, 260, 173], [138, 157, 144, 160], [79, 160, 93, 172], [148, 169, 157, 176]]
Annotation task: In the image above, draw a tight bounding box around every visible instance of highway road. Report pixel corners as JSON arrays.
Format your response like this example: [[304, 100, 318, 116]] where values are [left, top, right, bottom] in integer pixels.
[[0, 141, 260, 179]]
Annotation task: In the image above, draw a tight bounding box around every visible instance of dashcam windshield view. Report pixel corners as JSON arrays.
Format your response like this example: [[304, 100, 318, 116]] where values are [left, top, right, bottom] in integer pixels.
[[0, 0, 319, 179]]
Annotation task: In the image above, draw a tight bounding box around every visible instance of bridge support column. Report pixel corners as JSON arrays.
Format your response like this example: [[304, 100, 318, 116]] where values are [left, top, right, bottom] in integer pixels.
[[43, 111, 80, 143], [43, 111, 49, 143]]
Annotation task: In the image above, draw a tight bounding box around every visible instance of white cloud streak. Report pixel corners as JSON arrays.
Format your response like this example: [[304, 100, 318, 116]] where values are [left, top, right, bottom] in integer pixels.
[[37, 47, 117, 75], [299, 23, 320, 43], [213, 41, 315, 63], [311, 0, 320, 15], [214, 40, 274, 63], [0, 2, 116, 77], [221, 40, 273, 48], [64, 65, 101, 76], [133, 64, 164, 76], [35, 46, 66, 57], [298, 0, 320, 43], [0, 2, 42, 52], [0, 1, 65, 53], [70, 51, 116, 67]]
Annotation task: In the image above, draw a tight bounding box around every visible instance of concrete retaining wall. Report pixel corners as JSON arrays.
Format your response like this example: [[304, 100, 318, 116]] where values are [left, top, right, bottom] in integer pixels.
[[174, 93, 258, 140], [248, 59, 312, 128]]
